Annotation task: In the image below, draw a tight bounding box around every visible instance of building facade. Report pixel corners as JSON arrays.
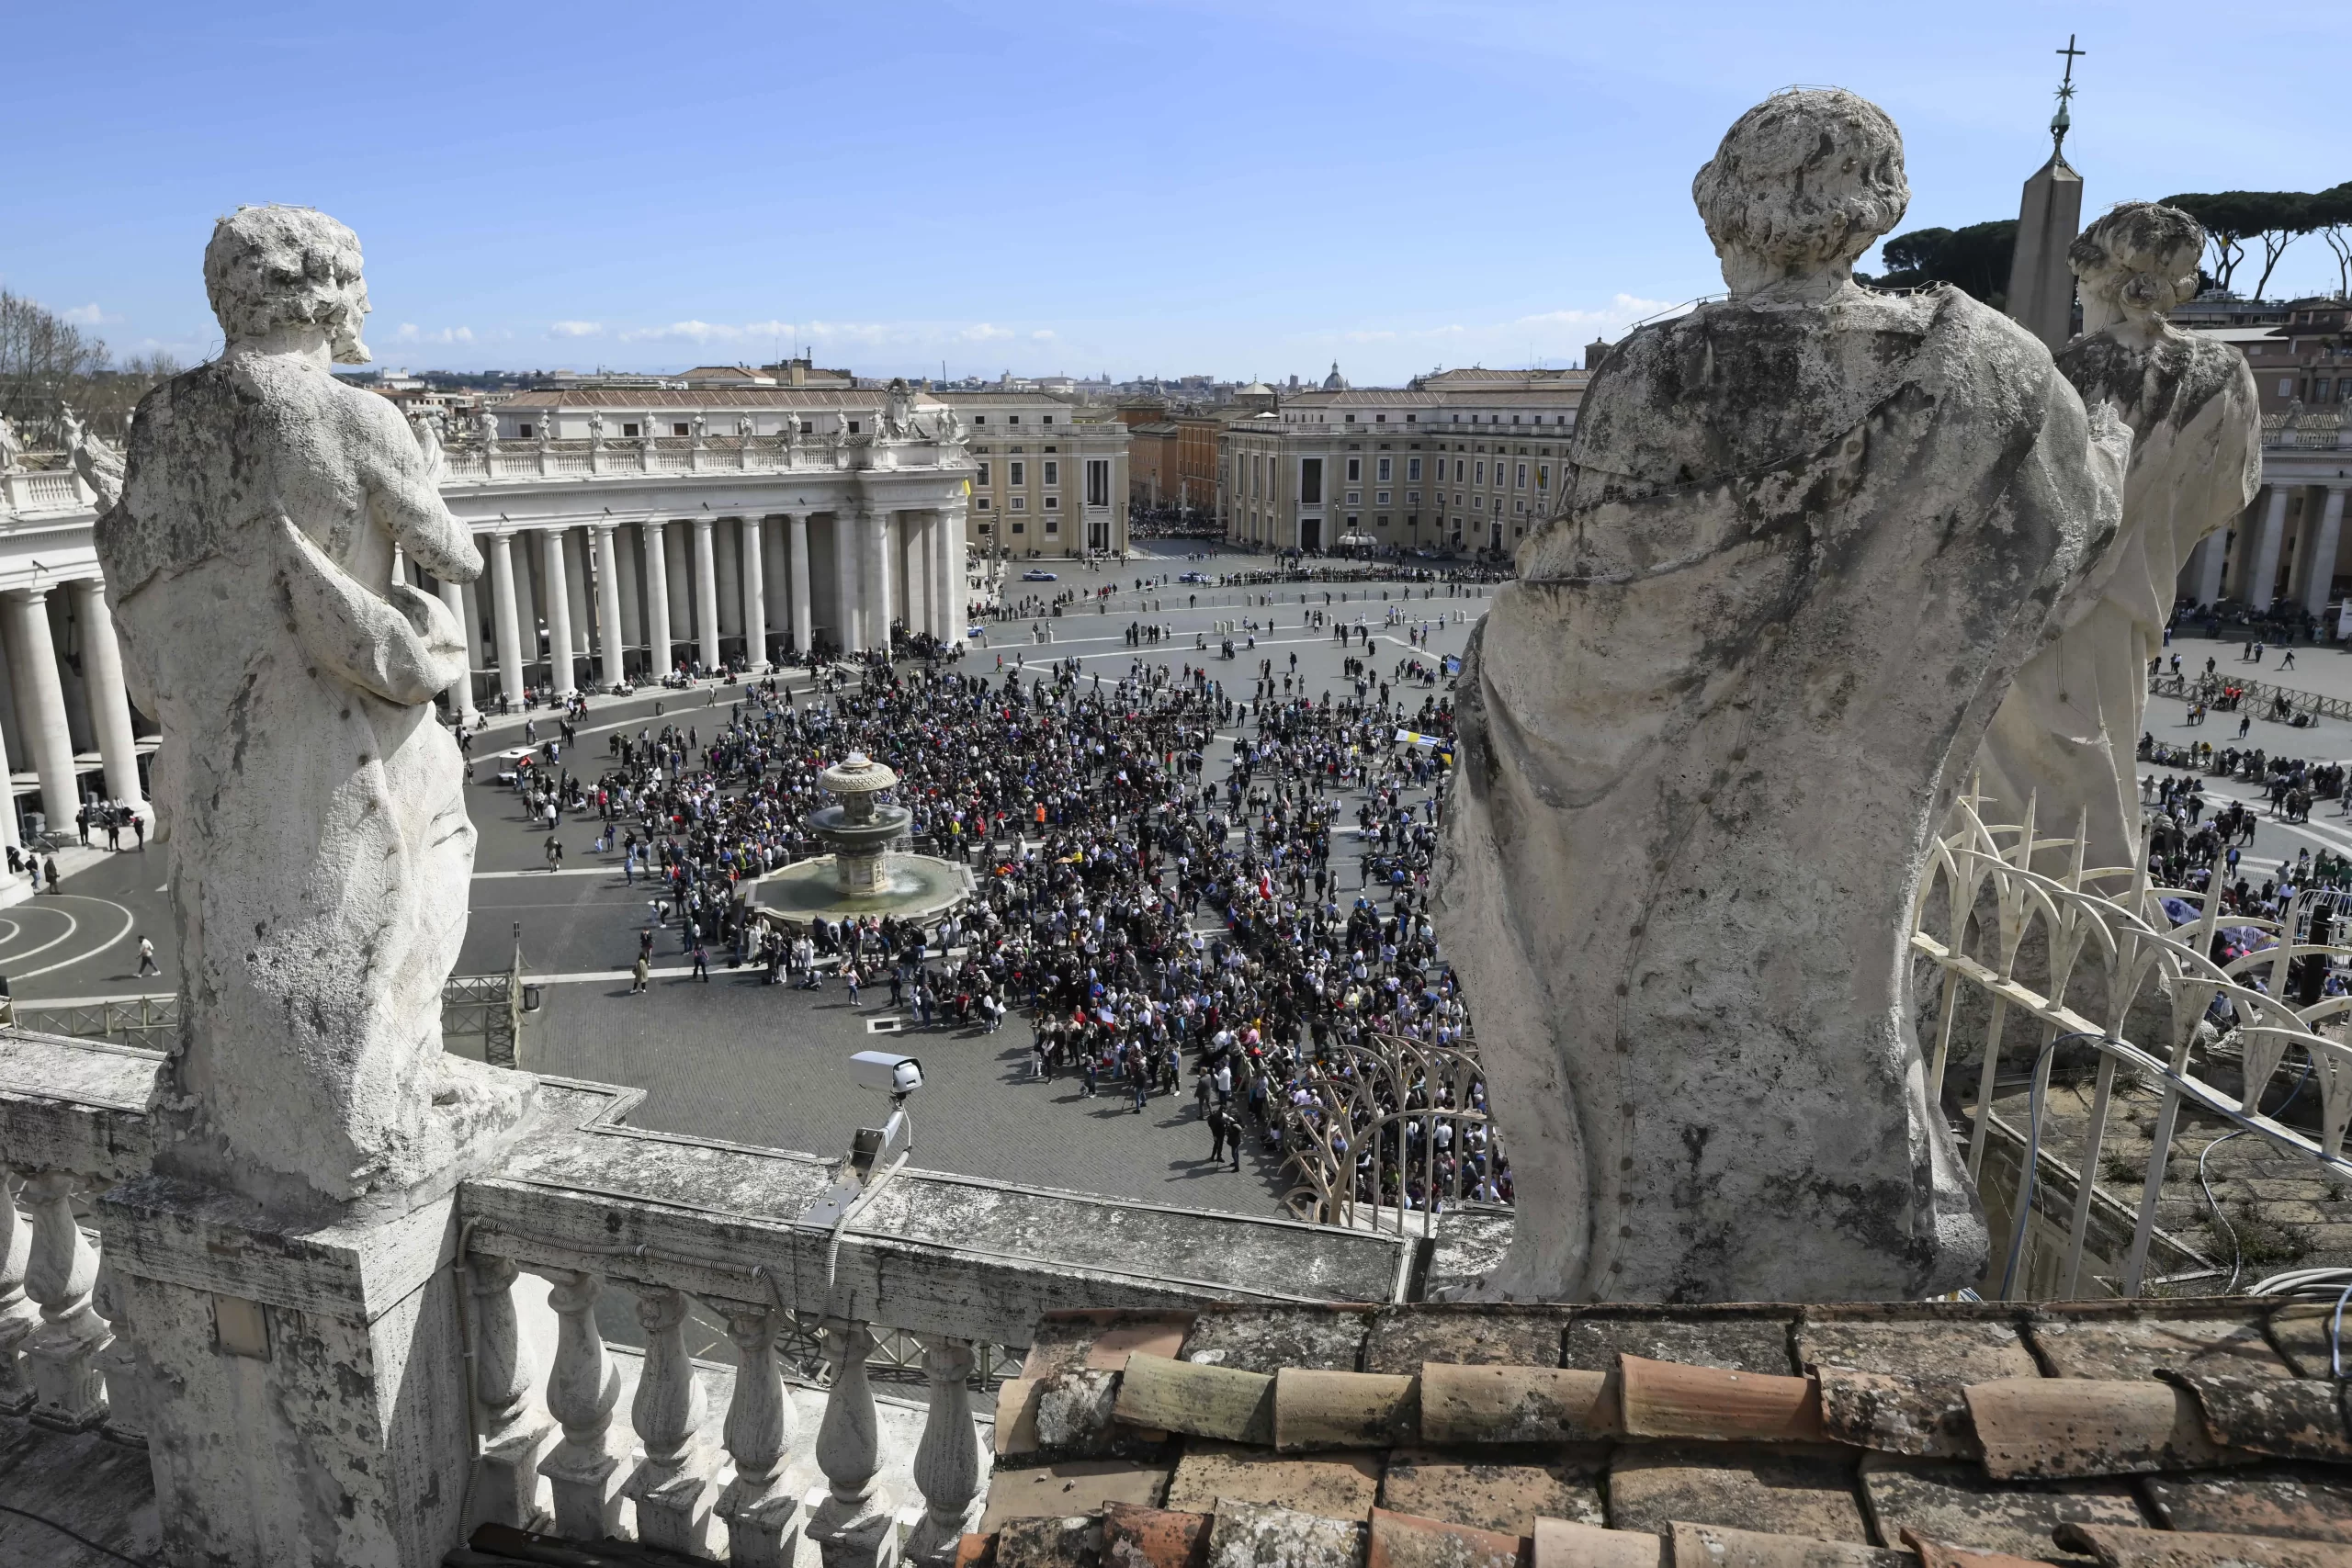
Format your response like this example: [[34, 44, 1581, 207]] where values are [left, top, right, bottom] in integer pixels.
[[937, 390, 1129, 558], [1218, 366, 1588, 554]]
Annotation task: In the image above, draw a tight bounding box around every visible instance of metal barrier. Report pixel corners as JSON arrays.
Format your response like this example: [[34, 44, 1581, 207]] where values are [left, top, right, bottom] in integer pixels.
[[2149, 671, 2352, 722]]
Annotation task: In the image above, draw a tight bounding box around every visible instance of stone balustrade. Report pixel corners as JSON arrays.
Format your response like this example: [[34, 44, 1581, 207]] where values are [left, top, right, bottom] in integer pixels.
[[0, 1031, 1413, 1563], [437, 434, 967, 486]]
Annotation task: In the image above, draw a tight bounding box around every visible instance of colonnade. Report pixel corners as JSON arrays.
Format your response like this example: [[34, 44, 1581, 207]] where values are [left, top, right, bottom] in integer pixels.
[[2185, 480, 2352, 615], [434, 505, 966, 713], [0, 577, 152, 866]]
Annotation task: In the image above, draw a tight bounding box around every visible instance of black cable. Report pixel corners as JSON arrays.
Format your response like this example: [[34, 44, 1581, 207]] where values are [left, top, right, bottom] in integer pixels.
[[0, 1501, 155, 1566]]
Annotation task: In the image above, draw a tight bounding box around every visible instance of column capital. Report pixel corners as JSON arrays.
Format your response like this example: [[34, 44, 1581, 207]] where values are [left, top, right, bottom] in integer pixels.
[[693, 514, 716, 535], [590, 520, 616, 539], [642, 517, 666, 533]]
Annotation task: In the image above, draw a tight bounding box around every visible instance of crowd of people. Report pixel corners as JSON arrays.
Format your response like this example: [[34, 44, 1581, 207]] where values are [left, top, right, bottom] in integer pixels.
[[505, 601, 1507, 1217]]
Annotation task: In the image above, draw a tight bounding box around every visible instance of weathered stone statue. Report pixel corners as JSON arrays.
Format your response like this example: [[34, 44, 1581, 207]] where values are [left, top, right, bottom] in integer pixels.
[[1435, 90, 2125, 1302], [97, 205, 530, 1215], [1976, 202, 2262, 877]]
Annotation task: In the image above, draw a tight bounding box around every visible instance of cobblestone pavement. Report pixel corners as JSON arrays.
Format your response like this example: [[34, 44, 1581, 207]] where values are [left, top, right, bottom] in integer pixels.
[[26, 545, 1487, 1219]]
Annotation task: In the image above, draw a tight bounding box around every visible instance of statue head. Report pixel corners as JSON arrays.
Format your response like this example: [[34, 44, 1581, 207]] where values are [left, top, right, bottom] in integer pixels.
[[204, 205, 371, 364], [2070, 201, 2204, 338], [1693, 89, 1909, 299]]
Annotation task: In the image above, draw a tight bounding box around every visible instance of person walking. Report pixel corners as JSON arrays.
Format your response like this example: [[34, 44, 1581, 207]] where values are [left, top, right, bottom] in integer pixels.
[[630, 952, 650, 994], [690, 940, 709, 982], [43, 856, 60, 895], [136, 934, 159, 976], [1208, 1103, 1235, 1168], [844, 964, 862, 1008]]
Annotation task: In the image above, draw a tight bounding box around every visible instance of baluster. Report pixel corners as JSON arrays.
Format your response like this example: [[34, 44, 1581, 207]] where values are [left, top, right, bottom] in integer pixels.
[[469, 1253, 555, 1529], [906, 1337, 985, 1567], [718, 1306, 801, 1568], [625, 1285, 717, 1554], [0, 1171, 36, 1415], [22, 1170, 109, 1431], [538, 1270, 627, 1541], [808, 1317, 898, 1568], [87, 1254, 144, 1449]]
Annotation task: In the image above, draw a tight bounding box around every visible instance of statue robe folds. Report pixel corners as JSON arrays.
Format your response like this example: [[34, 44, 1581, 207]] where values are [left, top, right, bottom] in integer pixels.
[[1438, 286, 2124, 1303], [1976, 332, 2261, 878]]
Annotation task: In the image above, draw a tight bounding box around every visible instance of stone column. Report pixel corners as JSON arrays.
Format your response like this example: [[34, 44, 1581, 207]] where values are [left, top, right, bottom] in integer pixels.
[[862, 507, 893, 649], [427, 575, 481, 726], [0, 691, 21, 868], [643, 522, 674, 679], [741, 516, 770, 671], [932, 511, 956, 639], [561, 527, 594, 676], [901, 514, 927, 638], [68, 578, 149, 818], [541, 529, 576, 696], [790, 513, 814, 656], [944, 503, 968, 640], [694, 516, 722, 672], [836, 512, 864, 655], [594, 525, 627, 690], [490, 532, 528, 710], [2250, 484, 2292, 611], [2306, 486, 2349, 621], [4, 590, 81, 833]]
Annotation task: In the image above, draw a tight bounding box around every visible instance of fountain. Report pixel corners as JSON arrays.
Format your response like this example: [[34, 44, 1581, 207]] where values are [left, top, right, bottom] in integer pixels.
[[742, 751, 975, 930]]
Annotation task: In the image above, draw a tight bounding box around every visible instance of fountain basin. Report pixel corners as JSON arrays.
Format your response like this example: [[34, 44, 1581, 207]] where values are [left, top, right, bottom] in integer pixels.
[[743, 853, 976, 927]]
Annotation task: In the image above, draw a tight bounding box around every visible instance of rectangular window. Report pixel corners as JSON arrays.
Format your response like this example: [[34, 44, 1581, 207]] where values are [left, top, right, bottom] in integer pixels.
[[1045, 495, 1059, 509], [1407, 491, 1420, 506], [1044, 460, 1059, 486], [1300, 457, 1324, 504], [1516, 463, 1528, 488], [1010, 461, 1025, 485], [1537, 465, 1550, 491], [1376, 457, 1392, 481], [673, 422, 690, 436], [978, 461, 992, 486], [1086, 458, 1111, 507], [2281, 378, 2296, 396], [1453, 459, 1464, 481], [1011, 520, 1023, 532], [1346, 457, 1362, 482], [1347, 491, 1362, 504], [1407, 457, 1421, 481], [974, 414, 987, 423], [799, 420, 813, 434], [518, 423, 535, 438], [622, 423, 639, 437], [1376, 491, 1391, 505], [1045, 517, 1058, 532], [976, 497, 991, 511], [1012, 497, 1028, 511], [1475, 461, 1486, 484], [1043, 415, 1054, 424], [847, 421, 861, 434], [1009, 414, 1022, 424]]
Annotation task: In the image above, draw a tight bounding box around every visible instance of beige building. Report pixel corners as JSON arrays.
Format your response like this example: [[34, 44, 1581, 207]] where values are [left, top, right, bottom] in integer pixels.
[[1219, 365, 1587, 554], [940, 390, 1131, 558]]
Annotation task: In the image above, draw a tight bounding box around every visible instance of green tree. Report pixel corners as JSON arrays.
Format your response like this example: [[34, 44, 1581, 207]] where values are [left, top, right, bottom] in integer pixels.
[[2313, 182, 2352, 300], [1866, 220, 2018, 306], [2162, 191, 2316, 299], [0, 290, 177, 446]]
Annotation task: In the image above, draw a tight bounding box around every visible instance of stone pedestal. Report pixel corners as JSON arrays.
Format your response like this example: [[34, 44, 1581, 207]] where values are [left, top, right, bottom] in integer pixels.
[[96, 1176, 472, 1568]]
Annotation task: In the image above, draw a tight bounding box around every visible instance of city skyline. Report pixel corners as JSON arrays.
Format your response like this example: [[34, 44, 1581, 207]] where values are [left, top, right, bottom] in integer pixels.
[[6, 0, 2346, 386]]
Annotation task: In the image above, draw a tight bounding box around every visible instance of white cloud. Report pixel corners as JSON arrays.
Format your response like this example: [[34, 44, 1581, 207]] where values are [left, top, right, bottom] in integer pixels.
[[393, 322, 475, 344], [58, 302, 110, 326], [1306, 293, 1682, 356], [1030, 329, 1056, 342], [959, 322, 1015, 343], [548, 321, 604, 337]]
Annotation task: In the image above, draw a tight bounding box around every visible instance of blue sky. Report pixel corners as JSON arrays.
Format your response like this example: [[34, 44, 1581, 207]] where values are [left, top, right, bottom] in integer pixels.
[[6, 0, 2342, 386]]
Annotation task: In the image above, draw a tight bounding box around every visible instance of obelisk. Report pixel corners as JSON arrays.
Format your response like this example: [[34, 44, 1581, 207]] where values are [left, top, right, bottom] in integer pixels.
[[2006, 35, 2088, 352]]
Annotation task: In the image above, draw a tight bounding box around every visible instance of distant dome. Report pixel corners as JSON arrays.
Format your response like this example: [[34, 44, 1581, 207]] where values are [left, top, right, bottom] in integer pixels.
[[1239, 381, 1273, 396], [1321, 361, 1349, 391]]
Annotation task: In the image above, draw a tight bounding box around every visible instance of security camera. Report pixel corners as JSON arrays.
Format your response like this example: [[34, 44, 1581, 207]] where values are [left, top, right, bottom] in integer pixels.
[[850, 1050, 923, 1097]]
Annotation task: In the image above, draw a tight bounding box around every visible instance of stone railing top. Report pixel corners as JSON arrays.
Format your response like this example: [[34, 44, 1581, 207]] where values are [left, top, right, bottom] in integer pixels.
[[0, 1033, 1417, 1344]]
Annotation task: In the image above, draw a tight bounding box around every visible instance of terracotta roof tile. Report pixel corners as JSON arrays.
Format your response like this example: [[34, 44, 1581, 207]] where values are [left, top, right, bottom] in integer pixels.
[[1897, 1526, 2063, 1568], [1531, 1517, 1662, 1568], [2055, 1521, 2352, 1568], [2027, 1310, 2290, 1382], [2252, 1309, 2350, 1382], [1182, 1307, 1376, 1375], [1103, 1502, 1213, 1568], [2138, 1468, 2352, 1544], [1858, 1452, 2146, 1565], [1966, 1379, 2247, 1482], [1027, 1312, 1199, 1378], [1566, 1308, 1799, 1376], [1816, 1369, 1980, 1461], [1278, 1370, 1422, 1452], [1619, 1355, 1826, 1444], [1605, 1441, 1871, 1542], [1205, 1500, 1367, 1568], [1368, 1506, 1529, 1568], [1364, 1308, 1573, 1375], [1117, 1354, 1277, 1446], [980, 1462, 1175, 1534], [1377, 1446, 1608, 1535], [1670, 1518, 1911, 1568], [1165, 1442, 1385, 1522], [1419, 1365, 1611, 1446], [2165, 1373, 2352, 1464], [1804, 1311, 2043, 1459], [998, 1514, 1107, 1568]]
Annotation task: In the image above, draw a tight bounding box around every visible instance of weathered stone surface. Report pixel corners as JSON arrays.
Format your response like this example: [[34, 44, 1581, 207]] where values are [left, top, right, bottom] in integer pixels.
[[1182, 1308, 1375, 1375], [977, 1462, 1172, 1534], [1419, 1365, 1610, 1446], [1102, 1502, 1213, 1568], [1164, 1442, 1384, 1522], [2164, 1373, 2352, 1464], [1896, 1529, 2057, 1568], [1204, 1500, 1368, 1568], [998, 1514, 1108, 1568], [1858, 1452, 2145, 1565], [1802, 1313, 2040, 1460], [2255, 1310, 2351, 1382], [1976, 199, 2264, 880], [97, 205, 532, 1214], [1363, 1308, 1571, 1376], [2055, 1523, 2352, 1568], [1815, 1369, 1976, 1461], [1025, 1314, 1199, 1379], [2139, 1467, 2352, 1544], [1434, 88, 2120, 1303], [1565, 1312, 1797, 1376], [1378, 1446, 1606, 1535], [1605, 1441, 1870, 1542]]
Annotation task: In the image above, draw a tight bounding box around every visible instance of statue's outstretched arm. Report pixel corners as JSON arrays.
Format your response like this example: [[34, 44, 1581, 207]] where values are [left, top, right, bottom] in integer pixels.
[[355, 393, 481, 585]]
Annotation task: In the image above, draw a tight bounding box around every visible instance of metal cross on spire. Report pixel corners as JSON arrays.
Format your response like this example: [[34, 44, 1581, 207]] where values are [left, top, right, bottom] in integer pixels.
[[2050, 33, 2086, 155]]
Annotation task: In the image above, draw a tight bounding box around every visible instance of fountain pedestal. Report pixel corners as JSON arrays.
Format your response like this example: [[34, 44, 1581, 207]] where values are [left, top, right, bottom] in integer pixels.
[[742, 752, 974, 931]]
